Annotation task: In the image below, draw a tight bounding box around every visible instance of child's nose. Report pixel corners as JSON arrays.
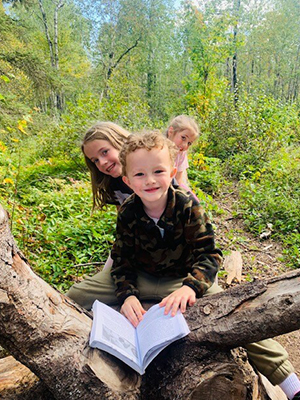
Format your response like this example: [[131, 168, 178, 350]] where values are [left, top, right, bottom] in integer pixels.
[[146, 174, 155, 184], [99, 157, 107, 166]]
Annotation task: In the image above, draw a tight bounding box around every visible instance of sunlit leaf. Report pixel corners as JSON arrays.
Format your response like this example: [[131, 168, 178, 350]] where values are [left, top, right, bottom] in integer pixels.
[[0, 75, 10, 83], [3, 178, 14, 185]]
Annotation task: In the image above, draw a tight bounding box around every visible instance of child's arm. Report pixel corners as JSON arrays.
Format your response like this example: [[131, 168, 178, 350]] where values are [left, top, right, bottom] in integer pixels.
[[159, 286, 196, 316], [121, 296, 146, 327], [175, 170, 184, 185], [175, 152, 188, 186], [183, 202, 222, 297], [111, 200, 140, 305]]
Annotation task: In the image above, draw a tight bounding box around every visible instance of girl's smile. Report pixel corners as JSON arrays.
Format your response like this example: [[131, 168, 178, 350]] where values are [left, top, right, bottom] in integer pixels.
[[84, 139, 122, 178], [168, 128, 197, 152]]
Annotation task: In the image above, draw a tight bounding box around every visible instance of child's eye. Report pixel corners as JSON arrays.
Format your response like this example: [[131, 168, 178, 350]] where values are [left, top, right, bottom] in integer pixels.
[[94, 158, 99, 164], [134, 172, 144, 177], [155, 170, 164, 174], [181, 136, 186, 141], [102, 149, 108, 156]]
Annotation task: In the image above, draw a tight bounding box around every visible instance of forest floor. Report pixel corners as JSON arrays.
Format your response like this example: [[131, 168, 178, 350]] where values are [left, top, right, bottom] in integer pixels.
[[213, 183, 300, 378]]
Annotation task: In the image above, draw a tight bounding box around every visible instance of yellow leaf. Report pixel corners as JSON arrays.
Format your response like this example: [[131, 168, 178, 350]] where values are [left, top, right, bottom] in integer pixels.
[[3, 178, 14, 185], [11, 138, 19, 143], [0, 141, 7, 152], [17, 124, 27, 134]]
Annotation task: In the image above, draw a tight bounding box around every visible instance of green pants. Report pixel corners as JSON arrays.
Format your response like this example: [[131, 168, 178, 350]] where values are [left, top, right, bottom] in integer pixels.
[[66, 269, 293, 385]]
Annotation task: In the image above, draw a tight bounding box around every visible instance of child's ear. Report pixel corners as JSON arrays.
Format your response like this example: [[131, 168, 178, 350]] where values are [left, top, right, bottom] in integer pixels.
[[122, 175, 131, 188], [167, 126, 174, 138], [171, 167, 177, 178]]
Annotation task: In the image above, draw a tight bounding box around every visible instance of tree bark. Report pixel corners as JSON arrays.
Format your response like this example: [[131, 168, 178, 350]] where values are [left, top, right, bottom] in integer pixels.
[[223, 250, 242, 284], [232, 0, 241, 106], [38, 0, 55, 68], [37, 0, 64, 110], [1, 204, 300, 399], [185, 269, 300, 348], [0, 356, 53, 400]]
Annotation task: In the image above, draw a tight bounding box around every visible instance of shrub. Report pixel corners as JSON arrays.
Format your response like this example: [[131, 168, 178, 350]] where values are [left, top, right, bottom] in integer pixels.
[[188, 150, 223, 194], [238, 146, 300, 268], [203, 90, 300, 178], [5, 181, 117, 292]]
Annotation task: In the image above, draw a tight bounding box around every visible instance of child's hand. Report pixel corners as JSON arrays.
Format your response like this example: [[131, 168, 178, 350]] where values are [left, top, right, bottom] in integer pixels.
[[159, 286, 196, 317], [121, 296, 146, 327]]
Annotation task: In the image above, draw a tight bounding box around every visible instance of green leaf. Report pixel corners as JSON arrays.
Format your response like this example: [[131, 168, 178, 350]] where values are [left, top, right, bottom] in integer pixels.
[[0, 75, 10, 83]]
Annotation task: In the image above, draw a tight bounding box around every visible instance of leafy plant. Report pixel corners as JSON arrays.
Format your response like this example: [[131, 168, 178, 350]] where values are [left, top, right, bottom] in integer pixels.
[[4, 179, 117, 292], [188, 149, 223, 195]]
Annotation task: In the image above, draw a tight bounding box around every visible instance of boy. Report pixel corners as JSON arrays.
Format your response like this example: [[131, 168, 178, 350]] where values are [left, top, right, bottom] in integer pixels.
[[110, 132, 300, 400], [111, 131, 222, 326]]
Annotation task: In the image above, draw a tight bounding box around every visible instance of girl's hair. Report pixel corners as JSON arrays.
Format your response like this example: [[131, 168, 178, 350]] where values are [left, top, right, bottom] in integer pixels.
[[82, 121, 131, 209], [119, 131, 177, 176], [166, 114, 199, 138]]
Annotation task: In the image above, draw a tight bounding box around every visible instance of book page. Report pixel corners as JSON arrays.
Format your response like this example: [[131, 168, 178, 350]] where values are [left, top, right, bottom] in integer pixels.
[[137, 304, 190, 366], [90, 301, 139, 365]]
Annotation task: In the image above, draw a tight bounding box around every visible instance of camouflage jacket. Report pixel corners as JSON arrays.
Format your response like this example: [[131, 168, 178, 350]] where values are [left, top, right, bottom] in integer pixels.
[[111, 186, 222, 305]]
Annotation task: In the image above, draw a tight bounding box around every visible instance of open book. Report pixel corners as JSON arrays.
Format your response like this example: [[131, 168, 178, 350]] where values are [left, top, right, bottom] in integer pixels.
[[89, 300, 190, 375]]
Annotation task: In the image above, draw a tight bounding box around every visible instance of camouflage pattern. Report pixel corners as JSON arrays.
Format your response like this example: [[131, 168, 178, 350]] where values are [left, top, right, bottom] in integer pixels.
[[111, 186, 222, 305]]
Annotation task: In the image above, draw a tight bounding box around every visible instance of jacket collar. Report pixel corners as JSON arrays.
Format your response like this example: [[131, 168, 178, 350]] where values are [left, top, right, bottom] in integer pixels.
[[133, 186, 176, 232]]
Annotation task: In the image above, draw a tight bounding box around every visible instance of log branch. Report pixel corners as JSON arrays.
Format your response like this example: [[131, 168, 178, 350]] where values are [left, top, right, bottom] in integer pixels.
[[185, 269, 300, 348]]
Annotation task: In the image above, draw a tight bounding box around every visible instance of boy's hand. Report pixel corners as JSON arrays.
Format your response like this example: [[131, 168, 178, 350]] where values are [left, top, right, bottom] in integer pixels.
[[159, 286, 196, 317], [121, 296, 146, 327]]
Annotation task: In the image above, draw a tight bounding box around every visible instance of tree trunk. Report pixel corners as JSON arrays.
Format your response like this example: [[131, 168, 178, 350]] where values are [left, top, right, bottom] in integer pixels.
[[38, 0, 55, 68], [232, 0, 241, 106], [38, 0, 64, 111], [1, 204, 300, 399]]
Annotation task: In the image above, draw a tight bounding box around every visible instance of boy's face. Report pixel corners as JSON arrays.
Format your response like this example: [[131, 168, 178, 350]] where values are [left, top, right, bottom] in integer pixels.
[[168, 128, 197, 152], [123, 145, 176, 209]]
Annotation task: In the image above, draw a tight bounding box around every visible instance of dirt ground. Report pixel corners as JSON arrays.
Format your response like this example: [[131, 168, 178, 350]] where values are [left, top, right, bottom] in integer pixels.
[[213, 186, 300, 377]]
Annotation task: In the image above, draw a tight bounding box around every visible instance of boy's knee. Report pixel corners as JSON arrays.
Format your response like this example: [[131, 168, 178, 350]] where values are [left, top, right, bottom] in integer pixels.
[[66, 284, 91, 310], [245, 340, 292, 386], [267, 360, 295, 386]]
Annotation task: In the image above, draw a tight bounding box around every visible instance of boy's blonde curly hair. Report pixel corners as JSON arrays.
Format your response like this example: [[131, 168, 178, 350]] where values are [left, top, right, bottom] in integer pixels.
[[119, 131, 178, 176]]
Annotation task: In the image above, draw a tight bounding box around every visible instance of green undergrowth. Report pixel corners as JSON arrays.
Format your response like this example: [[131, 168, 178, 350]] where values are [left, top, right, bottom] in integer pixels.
[[0, 157, 117, 292], [237, 146, 300, 269]]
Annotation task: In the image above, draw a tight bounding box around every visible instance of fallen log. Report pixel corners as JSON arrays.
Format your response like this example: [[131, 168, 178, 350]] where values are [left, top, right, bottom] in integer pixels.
[[0, 356, 53, 400], [0, 204, 300, 399], [185, 268, 300, 347]]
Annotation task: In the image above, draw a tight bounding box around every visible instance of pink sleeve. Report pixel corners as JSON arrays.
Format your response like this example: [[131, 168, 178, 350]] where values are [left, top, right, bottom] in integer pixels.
[[175, 151, 189, 172]]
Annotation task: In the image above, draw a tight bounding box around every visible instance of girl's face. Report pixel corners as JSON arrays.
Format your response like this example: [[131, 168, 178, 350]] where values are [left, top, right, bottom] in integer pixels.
[[168, 128, 197, 152], [84, 139, 122, 178]]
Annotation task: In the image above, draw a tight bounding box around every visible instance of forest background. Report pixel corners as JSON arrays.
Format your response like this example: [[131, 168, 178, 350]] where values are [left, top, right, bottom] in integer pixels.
[[0, 0, 299, 293]]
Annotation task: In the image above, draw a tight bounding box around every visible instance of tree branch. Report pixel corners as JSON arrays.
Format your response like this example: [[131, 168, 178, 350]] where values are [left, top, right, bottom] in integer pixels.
[[185, 269, 300, 347], [107, 36, 141, 80]]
